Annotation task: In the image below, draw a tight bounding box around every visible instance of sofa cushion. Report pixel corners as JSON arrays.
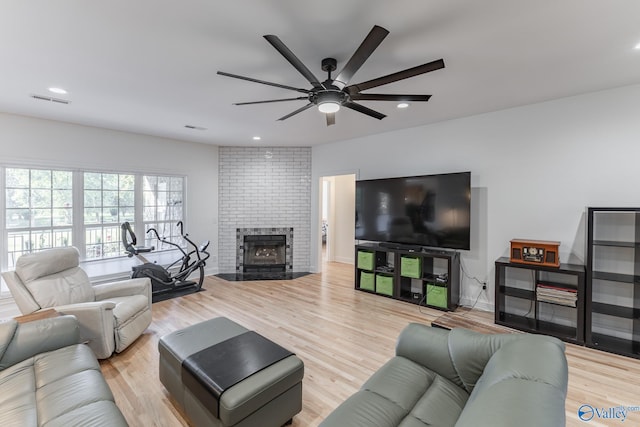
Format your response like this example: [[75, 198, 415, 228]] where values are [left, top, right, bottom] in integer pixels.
[[0, 343, 127, 427], [322, 356, 468, 427], [43, 400, 128, 427], [320, 390, 408, 427]]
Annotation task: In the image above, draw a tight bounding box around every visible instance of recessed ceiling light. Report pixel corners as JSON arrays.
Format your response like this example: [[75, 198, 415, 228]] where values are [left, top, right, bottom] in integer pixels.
[[635, 42, 640, 50], [397, 103, 410, 109], [252, 136, 261, 141], [48, 87, 67, 95]]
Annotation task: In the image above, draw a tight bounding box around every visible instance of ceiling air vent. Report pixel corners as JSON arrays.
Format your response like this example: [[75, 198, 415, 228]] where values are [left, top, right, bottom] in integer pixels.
[[30, 94, 71, 104], [184, 125, 207, 130]]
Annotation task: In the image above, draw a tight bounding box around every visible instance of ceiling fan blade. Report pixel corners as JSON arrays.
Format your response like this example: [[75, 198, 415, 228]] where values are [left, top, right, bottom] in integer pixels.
[[347, 59, 445, 93], [217, 71, 309, 94], [277, 103, 314, 121], [333, 25, 389, 90], [264, 35, 324, 89], [326, 112, 336, 126], [234, 97, 308, 106], [350, 94, 432, 102], [343, 101, 386, 120]]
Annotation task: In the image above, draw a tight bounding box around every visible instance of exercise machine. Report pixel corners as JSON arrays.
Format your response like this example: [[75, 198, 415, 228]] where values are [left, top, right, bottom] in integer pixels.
[[121, 221, 210, 295]]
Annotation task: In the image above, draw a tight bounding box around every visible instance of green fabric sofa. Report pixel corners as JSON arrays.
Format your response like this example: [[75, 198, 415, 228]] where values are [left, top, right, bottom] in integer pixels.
[[320, 323, 568, 427]]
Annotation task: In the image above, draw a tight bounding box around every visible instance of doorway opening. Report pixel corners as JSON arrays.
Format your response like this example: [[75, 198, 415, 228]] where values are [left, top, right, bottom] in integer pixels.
[[319, 174, 356, 271]]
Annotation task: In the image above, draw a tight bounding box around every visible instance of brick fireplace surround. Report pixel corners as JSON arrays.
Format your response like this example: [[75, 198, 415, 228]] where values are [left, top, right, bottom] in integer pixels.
[[217, 147, 312, 278]]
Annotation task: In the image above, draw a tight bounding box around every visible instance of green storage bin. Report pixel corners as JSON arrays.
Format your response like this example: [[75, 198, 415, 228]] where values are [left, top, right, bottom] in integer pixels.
[[375, 275, 394, 296], [426, 284, 448, 308], [400, 256, 421, 279], [357, 251, 374, 270], [360, 271, 375, 291]]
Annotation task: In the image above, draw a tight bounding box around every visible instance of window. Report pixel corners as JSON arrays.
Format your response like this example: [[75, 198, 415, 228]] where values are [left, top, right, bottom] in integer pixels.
[[5, 168, 73, 268], [143, 175, 184, 249], [84, 172, 135, 260], [2, 167, 185, 269]]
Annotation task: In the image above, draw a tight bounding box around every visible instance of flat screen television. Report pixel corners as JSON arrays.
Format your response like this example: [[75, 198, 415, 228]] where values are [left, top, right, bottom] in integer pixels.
[[355, 172, 471, 250]]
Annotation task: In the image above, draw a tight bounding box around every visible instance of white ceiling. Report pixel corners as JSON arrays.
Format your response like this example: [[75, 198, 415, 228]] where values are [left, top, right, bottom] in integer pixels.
[[2, 0, 640, 147]]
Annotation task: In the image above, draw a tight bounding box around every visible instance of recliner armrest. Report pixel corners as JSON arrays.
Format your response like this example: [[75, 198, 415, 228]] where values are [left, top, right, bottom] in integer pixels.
[[0, 315, 80, 370], [55, 301, 117, 359], [94, 277, 151, 304]]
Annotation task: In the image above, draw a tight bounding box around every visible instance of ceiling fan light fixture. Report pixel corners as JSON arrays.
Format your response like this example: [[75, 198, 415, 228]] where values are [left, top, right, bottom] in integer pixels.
[[318, 101, 340, 114]]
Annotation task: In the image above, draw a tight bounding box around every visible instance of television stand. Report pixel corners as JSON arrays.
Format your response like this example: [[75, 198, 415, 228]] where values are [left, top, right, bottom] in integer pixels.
[[354, 243, 460, 311]]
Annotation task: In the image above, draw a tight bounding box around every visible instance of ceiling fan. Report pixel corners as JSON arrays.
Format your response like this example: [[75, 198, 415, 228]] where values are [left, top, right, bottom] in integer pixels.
[[217, 25, 444, 126]]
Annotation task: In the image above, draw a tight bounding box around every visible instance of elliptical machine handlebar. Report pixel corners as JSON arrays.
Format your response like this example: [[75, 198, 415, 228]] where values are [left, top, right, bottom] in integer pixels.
[[146, 226, 189, 258], [121, 222, 154, 257]]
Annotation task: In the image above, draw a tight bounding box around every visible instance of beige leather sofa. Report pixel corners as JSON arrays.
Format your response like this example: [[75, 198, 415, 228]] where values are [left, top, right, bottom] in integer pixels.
[[0, 315, 128, 426], [2, 247, 152, 359]]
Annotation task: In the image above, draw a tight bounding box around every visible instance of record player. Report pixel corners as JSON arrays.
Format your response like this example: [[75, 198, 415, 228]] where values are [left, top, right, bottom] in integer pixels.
[[510, 239, 560, 267]]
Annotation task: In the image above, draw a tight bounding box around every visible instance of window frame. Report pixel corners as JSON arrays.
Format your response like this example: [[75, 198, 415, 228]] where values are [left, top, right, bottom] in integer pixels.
[[1, 165, 187, 271]]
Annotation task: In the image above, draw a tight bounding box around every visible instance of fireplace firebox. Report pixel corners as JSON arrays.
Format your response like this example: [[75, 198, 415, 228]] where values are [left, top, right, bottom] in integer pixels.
[[235, 227, 294, 275], [243, 234, 286, 273]]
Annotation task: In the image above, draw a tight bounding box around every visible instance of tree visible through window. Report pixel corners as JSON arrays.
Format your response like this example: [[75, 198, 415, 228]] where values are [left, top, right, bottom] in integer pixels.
[[5, 168, 73, 268], [84, 172, 135, 260], [143, 176, 184, 249]]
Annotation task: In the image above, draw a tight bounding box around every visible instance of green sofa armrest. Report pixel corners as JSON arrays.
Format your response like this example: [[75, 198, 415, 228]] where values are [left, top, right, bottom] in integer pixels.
[[0, 315, 80, 370], [455, 335, 567, 427]]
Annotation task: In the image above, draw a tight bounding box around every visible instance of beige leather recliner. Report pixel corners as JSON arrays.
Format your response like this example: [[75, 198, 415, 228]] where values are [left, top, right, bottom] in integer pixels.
[[2, 246, 152, 359]]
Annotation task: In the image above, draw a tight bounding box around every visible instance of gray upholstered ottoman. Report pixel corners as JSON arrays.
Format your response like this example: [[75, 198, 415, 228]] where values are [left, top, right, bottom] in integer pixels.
[[159, 317, 304, 427]]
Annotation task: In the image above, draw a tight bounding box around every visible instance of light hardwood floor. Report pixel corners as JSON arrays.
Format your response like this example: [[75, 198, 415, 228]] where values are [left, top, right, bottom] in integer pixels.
[[2, 262, 640, 426]]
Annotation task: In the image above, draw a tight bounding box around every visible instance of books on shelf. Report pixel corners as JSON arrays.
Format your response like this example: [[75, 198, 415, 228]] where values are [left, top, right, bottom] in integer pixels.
[[536, 284, 577, 307]]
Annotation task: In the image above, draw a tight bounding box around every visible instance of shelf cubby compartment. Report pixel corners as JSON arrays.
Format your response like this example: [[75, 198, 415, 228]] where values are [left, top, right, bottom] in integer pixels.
[[398, 276, 424, 304], [375, 274, 394, 297], [426, 283, 448, 309], [358, 271, 375, 292], [400, 256, 421, 279]]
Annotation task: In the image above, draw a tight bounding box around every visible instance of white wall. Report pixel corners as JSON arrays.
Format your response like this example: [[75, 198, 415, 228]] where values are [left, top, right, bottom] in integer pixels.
[[0, 113, 219, 274], [311, 83, 640, 310]]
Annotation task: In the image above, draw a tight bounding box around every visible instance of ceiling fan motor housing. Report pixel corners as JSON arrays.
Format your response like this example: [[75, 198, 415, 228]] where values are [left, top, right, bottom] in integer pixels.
[[311, 88, 348, 106]]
